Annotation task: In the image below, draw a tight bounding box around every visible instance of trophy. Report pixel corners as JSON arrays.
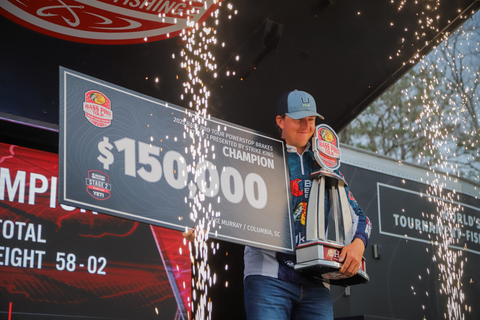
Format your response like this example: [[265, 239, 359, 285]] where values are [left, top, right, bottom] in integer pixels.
[[294, 124, 369, 286]]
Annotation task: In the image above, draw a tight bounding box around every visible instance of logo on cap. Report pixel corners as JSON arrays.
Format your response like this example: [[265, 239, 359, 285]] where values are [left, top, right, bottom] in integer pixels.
[[301, 97, 310, 107]]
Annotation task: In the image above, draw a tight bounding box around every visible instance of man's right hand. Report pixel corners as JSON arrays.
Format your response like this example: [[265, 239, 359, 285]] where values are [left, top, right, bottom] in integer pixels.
[[182, 228, 196, 242]]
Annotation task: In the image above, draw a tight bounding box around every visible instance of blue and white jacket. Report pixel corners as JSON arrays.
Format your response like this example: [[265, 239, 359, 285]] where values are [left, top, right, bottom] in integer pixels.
[[244, 143, 372, 286]]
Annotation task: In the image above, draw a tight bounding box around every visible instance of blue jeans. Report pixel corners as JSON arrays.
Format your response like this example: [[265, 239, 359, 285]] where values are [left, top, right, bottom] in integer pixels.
[[244, 275, 333, 320]]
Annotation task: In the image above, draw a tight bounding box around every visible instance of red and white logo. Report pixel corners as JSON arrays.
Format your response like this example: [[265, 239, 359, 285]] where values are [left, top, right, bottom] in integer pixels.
[[86, 170, 112, 200], [290, 178, 303, 197], [0, 0, 219, 44], [312, 124, 341, 171], [326, 248, 340, 262], [84, 90, 112, 127]]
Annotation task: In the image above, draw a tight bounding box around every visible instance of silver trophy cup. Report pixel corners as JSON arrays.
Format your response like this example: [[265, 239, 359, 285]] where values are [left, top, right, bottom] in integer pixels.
[[294, 124, 369, 286]]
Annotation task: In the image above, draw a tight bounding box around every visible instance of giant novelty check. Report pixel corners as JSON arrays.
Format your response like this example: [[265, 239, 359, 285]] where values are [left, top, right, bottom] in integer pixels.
[[59, 67, 294, 253]]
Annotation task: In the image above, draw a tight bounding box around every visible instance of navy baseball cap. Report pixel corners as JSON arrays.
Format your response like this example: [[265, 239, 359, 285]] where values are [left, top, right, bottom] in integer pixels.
[[276, 90, 324, 120]]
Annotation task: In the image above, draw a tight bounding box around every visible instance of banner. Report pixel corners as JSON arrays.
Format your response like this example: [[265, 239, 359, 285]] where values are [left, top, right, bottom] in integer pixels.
[[378, 183, 480, 255], [0, 142, 191, 319], [59, 67, 294, 253]]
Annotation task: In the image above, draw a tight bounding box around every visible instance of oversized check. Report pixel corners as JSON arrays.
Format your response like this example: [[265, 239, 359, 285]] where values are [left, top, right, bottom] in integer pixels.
[[59, 67, 294, 253]]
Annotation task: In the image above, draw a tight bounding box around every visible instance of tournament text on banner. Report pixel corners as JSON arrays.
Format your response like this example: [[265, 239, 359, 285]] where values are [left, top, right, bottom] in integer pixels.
[[59, 67, 294, 253]]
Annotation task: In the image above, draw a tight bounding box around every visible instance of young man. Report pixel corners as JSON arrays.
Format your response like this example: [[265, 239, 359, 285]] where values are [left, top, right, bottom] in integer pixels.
[[243, 90, 371, 320]]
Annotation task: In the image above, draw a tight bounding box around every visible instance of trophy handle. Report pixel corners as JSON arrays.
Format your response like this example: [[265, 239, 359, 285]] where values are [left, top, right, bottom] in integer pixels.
[[338, 180, 353, 245], [306, 176, 326, 241]]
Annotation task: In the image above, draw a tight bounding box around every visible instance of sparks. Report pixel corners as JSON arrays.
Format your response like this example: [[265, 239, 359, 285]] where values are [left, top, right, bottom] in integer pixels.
[[174, 2, 237, 319]]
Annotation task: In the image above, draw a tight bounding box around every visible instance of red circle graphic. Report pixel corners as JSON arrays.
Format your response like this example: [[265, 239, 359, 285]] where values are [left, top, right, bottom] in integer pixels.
[[0, 0, 219, 44]]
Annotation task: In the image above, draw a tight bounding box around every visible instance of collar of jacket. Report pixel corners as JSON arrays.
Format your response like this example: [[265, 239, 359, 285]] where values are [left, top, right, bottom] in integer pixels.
[[285, 142, 311, 155]]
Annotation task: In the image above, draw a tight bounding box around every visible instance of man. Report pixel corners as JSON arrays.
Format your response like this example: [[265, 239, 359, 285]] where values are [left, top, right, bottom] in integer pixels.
[[242, 90, 371, 320]]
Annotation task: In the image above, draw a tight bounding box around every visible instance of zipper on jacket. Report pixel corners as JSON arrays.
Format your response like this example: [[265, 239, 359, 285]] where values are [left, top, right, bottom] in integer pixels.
[[299, 152, 304, 175], [286, 144, 308, 176]]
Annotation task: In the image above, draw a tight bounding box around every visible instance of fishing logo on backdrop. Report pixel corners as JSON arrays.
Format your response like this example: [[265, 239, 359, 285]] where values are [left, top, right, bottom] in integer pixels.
[[0, 0, 220, 44]]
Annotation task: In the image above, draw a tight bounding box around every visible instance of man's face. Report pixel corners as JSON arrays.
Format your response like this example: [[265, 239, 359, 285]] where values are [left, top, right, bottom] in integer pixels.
[[276, 115, 316, 153]]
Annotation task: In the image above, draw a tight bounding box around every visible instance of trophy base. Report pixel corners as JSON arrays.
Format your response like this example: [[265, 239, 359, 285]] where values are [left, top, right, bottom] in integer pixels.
[[294, 240, 369, 287]]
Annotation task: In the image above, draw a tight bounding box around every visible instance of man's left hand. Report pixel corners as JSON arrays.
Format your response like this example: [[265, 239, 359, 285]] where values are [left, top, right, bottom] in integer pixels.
[[338, 238, 365, 277]]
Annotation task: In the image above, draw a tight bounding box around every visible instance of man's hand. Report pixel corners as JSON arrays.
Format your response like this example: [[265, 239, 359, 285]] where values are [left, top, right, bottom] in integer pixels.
[[182, 226, 209, 242], [182, 228, 196, 242], [338, 238, 365, 277]]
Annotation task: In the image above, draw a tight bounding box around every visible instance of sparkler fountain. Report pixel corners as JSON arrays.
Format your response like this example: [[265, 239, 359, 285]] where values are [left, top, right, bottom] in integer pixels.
[[173, 2, 237, 319]]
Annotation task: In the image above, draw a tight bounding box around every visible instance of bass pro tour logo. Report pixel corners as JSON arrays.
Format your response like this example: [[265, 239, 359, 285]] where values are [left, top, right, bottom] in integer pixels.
[[83, 91, 112, 127], [0, 0, 220, 44], [86, 170, 112, 200], [312, 124, 341, 171]]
